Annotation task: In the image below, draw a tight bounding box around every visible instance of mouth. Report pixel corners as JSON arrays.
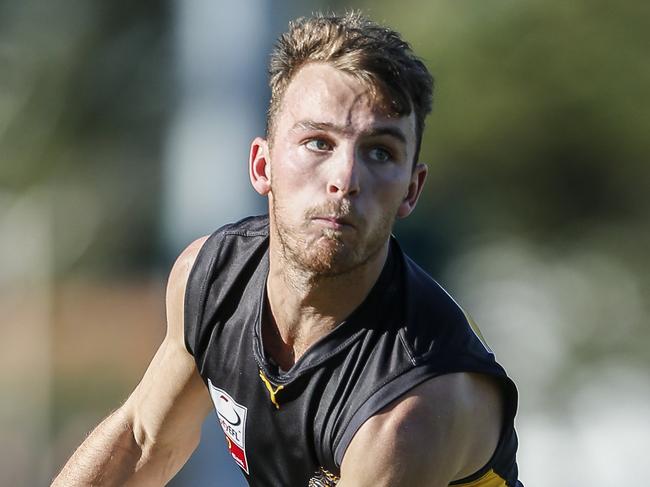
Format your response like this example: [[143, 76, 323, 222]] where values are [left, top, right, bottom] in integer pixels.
[[311, 216, 354, 231]]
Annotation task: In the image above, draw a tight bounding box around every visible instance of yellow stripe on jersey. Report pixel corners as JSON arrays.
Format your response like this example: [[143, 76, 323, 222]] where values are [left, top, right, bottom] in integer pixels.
[[451, 469, 508, 487], [462, 311, 493, 354]]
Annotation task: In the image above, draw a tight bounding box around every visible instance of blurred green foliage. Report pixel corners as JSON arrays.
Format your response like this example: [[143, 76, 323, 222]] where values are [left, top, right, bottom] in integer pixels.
[[0, 0, 171, 274], [368, 0, 650, 264]]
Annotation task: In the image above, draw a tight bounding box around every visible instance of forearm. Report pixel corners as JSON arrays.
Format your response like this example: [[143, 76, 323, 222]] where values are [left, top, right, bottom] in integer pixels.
[[52, 408, 143, 487], [53, 240, 211, 486]]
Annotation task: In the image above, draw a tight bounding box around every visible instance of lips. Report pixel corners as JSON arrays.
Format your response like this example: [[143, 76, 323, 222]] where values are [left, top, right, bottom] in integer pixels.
[[306, 200, 358, 230], [312, 216, 354, 230]]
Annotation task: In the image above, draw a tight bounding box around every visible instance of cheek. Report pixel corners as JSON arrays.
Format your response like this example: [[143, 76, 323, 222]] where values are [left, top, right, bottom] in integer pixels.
[[272, 146, 321, 186], [272, 172, 317, 204], [367, 171, 410, 207], [270, 167, 317, 217]]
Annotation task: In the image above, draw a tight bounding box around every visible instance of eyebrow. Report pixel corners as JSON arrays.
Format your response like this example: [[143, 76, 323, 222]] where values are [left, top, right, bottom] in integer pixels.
[[292, 120, 407, 145]]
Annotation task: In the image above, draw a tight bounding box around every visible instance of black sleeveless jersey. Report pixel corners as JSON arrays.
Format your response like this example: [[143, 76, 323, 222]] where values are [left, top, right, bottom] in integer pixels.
[[184, 215, 523, 487]]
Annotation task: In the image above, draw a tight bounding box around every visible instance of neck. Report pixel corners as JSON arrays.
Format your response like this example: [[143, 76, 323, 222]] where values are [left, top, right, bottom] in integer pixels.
[[264, 235, 389, 370]]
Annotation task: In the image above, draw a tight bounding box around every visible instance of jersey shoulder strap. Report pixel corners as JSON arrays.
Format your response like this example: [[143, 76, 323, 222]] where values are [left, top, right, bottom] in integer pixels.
[[183, 215, 269, 358]]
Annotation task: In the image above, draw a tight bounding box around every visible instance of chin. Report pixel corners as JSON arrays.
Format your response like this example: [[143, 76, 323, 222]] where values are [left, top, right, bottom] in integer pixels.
[[299, 240, 352, 276], [273, 207, 391, 277], [300, 236, 385, 277]]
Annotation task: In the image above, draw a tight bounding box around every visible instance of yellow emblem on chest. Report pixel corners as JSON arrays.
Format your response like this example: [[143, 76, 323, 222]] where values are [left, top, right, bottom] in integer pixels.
[[258, 369, 285, 409]]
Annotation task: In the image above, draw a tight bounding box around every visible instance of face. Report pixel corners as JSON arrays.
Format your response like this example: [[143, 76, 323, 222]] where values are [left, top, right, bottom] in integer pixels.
[[250, 63, 427, 276]]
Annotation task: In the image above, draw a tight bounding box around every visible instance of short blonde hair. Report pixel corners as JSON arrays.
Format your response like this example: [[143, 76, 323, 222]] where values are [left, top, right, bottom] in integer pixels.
[[267, 11, 434, 164]]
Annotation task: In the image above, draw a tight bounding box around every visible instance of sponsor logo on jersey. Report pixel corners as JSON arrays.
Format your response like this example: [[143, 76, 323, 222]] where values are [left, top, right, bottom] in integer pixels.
[[208, 379, 249, 474]]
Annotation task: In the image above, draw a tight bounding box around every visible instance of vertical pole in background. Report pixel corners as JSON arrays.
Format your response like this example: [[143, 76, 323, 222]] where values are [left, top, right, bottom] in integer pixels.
[[164, 0, 270, 485], [0, 190, 52, 485], [162, 0, 270, 256]]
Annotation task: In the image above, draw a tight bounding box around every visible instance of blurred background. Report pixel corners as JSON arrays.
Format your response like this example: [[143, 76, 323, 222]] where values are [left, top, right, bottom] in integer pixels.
[[1, 0, 648, 485]]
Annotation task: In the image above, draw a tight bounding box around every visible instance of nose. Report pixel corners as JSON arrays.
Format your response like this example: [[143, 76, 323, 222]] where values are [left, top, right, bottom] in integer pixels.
[[327, 148, 360, 197]]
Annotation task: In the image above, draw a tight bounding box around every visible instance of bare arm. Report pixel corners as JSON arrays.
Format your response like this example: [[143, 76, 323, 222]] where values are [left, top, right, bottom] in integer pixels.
[[337, 373, 504, 487], [52, 236, 213, 487]]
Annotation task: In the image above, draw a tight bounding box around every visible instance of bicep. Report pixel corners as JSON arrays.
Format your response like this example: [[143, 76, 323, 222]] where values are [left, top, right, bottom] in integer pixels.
[[338, 373, 503, 487], [123, 236, 213, 456], [124, 337, 213, 453]]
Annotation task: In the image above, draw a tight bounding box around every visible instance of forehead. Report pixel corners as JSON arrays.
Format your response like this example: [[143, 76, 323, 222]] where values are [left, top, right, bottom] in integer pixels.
[[276, 63, 416, 139]]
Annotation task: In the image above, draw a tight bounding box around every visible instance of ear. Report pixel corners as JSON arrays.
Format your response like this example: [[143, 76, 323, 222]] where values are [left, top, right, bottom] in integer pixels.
[[397, 163, 428, 219], [249, 137, 271, 195]]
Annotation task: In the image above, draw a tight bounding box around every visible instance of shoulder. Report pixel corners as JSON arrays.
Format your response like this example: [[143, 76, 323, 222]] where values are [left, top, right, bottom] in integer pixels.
[[339, 372, 503, 487], [176, 215, 271, 351], [169, 236, 211, 284], [166, 236, 211, 343], [169, 214, 270, 302], [388, 245, 491, 365], [183, 215, 270, 284]]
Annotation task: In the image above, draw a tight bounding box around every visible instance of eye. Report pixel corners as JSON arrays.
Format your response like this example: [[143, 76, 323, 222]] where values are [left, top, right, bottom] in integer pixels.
[[305, 139, 333, 152], [368, 147, 392, 163]]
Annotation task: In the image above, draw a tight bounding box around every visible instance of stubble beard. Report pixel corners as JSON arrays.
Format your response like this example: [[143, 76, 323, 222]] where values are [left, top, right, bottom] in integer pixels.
[[271, 195, 395, 278]]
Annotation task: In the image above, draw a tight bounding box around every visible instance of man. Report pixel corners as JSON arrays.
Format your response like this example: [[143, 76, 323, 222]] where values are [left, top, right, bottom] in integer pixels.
[[53, 12, 522, 487]]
